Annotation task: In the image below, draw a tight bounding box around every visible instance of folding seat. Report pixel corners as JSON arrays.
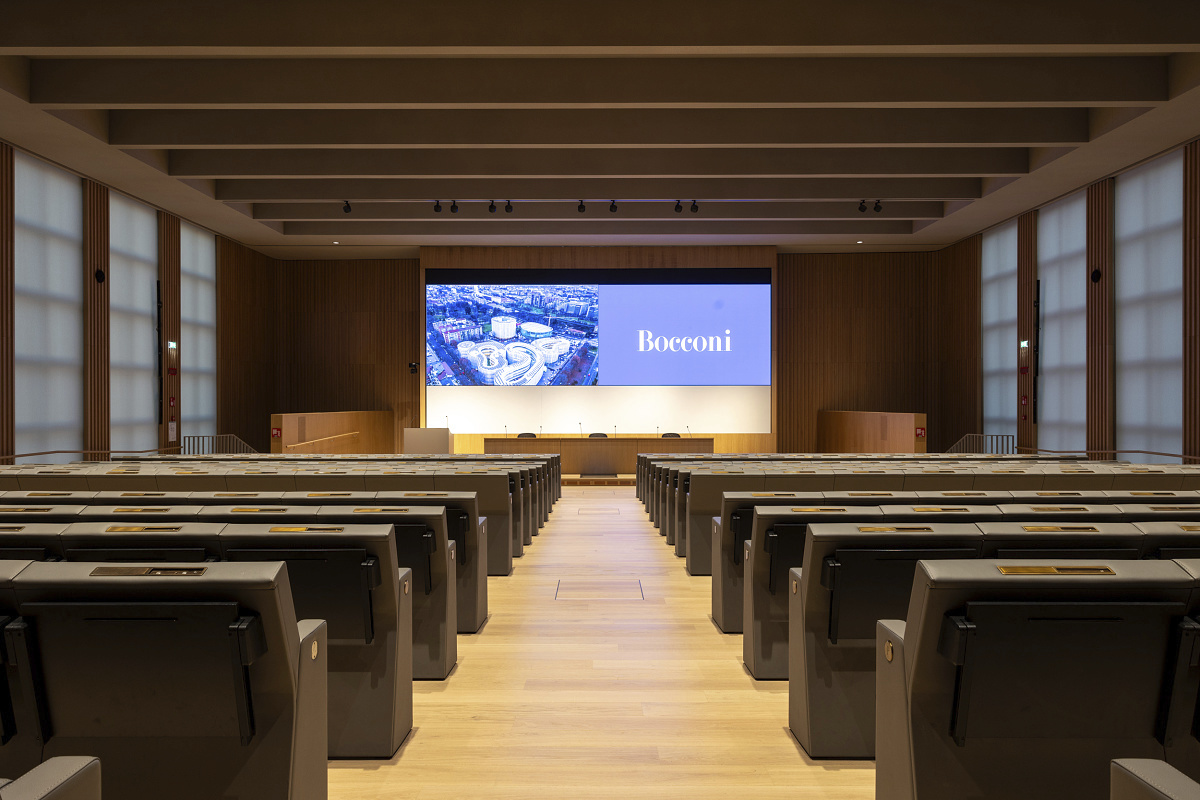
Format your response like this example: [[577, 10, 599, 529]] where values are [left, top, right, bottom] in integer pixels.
[[1111, 760, 1200, 800], [433, 471, 515, 577], [0, 756, 101, 800], [876, 559, 1190, 800], [980, 520, 1145, 559], [314, 506, 455, 679], [711, 491, 824, 632], [9, 560, 326, 800], [789, 522, 984, 758], [376, 492, 487, 633], [60, 522, 224, 563], [742, 505, 885, 679], [1136, 522, 1200, 560], [215, 523, 413, 758], [685, 470, 765, 576]]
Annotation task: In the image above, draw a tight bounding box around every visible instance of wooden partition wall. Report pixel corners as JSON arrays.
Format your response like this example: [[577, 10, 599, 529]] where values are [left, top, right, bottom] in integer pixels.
[[269, 410, 394, 454], [216, 241, 422, 453], [775, 243, 981, 454]]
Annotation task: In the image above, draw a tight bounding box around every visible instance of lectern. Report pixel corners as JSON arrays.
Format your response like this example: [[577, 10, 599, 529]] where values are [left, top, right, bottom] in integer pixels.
[[403, 427, 453, 454]]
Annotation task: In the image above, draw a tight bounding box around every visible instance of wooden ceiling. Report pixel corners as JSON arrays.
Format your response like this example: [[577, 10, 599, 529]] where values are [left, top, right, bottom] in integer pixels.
[[2, 1, 1200, 258]]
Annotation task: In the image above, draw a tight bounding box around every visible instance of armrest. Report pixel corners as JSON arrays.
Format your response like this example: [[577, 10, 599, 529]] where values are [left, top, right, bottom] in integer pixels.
[[0, 756, 101, 800], [293, 619, 328, 800], [1111, 760, 1200, 800], [876, 619, 912, 800]]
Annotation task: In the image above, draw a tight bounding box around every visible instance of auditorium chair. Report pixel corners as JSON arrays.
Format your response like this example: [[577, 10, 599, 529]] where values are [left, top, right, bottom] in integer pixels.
[[1112, 760, 1200, 800], [661, 433, 680, 438], [712, 491, 1010, 632], [0, 756, 101, 800], [7, 560, 327, 800], [588, 433, 607, 438], [788, 522, 984, 757], [876, 559, 1193, 800], [516, 432, 536, 438]]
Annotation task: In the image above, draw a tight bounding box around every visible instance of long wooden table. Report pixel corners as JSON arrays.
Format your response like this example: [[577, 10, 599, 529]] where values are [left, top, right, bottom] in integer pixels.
[[485, 436, 714, 474]]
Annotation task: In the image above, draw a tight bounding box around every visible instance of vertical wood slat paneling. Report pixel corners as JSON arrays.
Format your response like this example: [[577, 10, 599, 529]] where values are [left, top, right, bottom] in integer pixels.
[[1185, 141, 1200, 463], [216, 236, 278, 452], [216, 239, 421, 453], [776, 251, 938, 453], [931, 235, 983, 451], [0, 143, 13, 463], [421, 246, 776, 271], [1086, 179, 1115, 460], [82, 180, 109, 459], [157, 212, 181, 451], [1017, 210, 1038, 453]]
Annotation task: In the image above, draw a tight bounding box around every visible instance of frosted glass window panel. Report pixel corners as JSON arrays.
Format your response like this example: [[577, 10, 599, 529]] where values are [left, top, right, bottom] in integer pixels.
[[12, 151, 84, 463], [109, 193, 159, 453], [180, 223, 217, 437], [981, 219, 1019, 440], [1115, 149, 1184, 463], [1037, 191, 1088, 454]]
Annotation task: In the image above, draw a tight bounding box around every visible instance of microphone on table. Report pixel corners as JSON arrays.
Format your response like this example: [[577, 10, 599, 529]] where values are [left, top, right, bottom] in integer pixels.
[[539, 426, 542, 437], [579, 422, 583, 437], [504, 425, 508, 438], [656, 426, 659, 437], [686, 426, 692, 438], [614, 425, 616, 438]]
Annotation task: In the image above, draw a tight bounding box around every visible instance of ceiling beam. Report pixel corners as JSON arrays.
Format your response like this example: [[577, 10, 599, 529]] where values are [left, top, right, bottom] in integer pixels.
[[216, 176, 983, 203], [30, 57, 1167, 108], [281, 220, 915, 236], [252, 200, 945, 221], [3, 0, 1199, 55], [169, 147, 1029, 179], [110, 107, 1093, 149]]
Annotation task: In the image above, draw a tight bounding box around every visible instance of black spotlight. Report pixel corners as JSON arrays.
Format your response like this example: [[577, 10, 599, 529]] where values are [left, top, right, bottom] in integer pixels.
[[674, 200, 683, 213], [858, 200, 867, 213], [489, 201, 497, 213], [408, 362, 419, 374], [609, 200, 618, 213], [450, 201, 459, 213], [434, 200, 442, 213], [578, 200, 586, 213], [505, 200, 513, 213], [342, 200, 352, 214], [690, 200, 698, 213], [873, 200, 882, 213]]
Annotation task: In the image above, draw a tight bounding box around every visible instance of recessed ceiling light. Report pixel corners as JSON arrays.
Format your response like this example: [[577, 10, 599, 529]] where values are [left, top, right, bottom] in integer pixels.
[[333, 241, 340, 244], [857, 241, 863, 244]]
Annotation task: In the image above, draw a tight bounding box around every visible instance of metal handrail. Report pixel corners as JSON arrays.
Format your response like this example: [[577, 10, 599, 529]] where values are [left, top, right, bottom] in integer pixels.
[[1017, 446, 1197, 464], [180, 434, 258, 456], [284, 431, 360, 450], [946, 433, 1016, 455], [2, 446, 181, 460]]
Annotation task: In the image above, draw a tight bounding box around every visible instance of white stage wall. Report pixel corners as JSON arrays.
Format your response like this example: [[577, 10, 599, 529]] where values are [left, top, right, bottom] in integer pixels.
[[426, 385, 771, 435]]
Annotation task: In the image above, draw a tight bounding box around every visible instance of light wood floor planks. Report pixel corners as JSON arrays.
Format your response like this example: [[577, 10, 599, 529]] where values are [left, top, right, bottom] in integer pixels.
[[328, 486, 876, 799]]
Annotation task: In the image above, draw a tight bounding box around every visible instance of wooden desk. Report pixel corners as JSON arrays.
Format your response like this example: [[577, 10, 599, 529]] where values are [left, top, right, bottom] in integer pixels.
[[485, 436, 714, 474]]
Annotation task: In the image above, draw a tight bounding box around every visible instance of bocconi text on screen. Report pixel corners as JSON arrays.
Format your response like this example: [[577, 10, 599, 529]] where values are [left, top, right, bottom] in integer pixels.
[[637, 329, 732, 352]]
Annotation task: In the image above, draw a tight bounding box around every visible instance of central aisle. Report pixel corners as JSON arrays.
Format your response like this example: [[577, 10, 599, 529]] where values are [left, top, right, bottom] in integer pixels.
[[329, 486, 875, 799]]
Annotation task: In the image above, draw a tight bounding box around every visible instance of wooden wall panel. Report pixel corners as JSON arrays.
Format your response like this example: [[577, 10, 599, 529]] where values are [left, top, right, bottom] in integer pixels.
[[776, 251, 937, 453], [157, 212, 181, 451], [274, 258, 422, 452], [421, 246, 776, 271], [216, 240, 421, 453], [0, 144, 12, 463], [931, 235, 982, 452], [82, 180, 109, 459], [216, 236, 279, 452], [1017, 211, 1038, 453], [1185, 141, 1200, 464], [1086, 180, 1115, 460]]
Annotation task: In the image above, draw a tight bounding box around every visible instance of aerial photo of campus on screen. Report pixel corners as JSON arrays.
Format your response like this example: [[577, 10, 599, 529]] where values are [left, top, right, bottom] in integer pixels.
[[426, 284, 599, 386]]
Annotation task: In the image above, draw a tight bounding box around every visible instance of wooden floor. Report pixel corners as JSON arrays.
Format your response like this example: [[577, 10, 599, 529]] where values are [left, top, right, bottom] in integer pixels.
[[329, 487, 876, 799]]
